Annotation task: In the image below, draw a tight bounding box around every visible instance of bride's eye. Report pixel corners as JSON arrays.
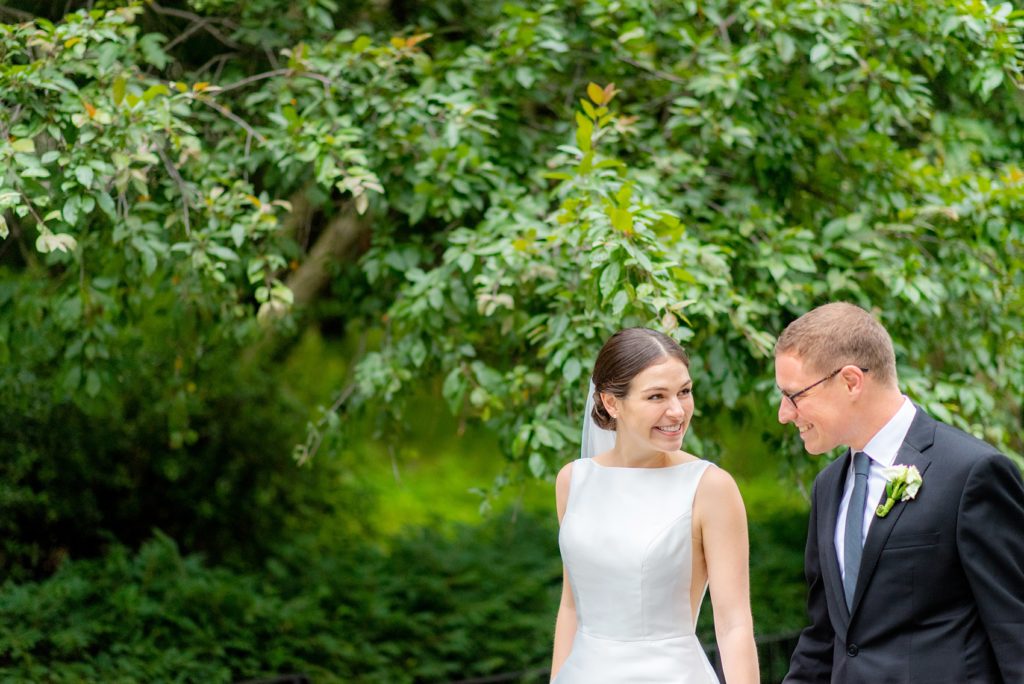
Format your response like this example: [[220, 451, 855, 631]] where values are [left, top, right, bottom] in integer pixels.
[[679, 388, 692, 396]]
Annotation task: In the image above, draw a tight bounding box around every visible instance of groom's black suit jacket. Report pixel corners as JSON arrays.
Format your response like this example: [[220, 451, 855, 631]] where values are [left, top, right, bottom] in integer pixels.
[[784, 407, 1024, 684]]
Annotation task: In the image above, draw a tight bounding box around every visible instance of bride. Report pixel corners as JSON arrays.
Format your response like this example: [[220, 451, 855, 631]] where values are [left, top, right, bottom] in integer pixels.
[[551, 328, 759, 683]]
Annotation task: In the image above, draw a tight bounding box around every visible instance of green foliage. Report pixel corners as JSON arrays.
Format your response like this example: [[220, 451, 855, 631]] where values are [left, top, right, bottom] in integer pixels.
[[742, 479, 812, 637], [3, 2, 1020, 491], [334, 0, 1024, 482], [0, 487, 810, 681], [0, 1, 1017, 676], [0, 515, 561, 683], [0, 310, 372, 580]]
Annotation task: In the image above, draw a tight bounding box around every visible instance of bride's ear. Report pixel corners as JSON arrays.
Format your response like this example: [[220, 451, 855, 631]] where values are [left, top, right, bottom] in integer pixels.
[[600, 392, 618, 419]]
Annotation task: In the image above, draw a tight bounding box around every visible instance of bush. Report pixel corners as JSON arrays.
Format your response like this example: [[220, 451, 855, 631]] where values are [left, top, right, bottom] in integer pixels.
[[0, 333, 371, 582], [0, 483, 810, 682], [0, 512, 562, 683]]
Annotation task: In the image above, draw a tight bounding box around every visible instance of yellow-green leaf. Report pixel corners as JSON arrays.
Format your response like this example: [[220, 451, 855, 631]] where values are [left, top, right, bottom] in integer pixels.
[[112, 76, 126, 106], [587, 82, 605, 105], [609, 206, 633, 233], [143, 84, 170, 102], [11, 138, 35, 153], [575, 117, 593, 152]]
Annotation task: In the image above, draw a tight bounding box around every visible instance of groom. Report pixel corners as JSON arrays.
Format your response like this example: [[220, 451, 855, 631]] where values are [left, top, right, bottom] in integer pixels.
[[776, 302, 1024, 683]]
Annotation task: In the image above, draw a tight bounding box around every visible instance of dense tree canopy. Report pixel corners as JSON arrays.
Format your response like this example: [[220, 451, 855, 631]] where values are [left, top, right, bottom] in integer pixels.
[[2, 0, 1022, 500], [1, 3, 1022, 680]]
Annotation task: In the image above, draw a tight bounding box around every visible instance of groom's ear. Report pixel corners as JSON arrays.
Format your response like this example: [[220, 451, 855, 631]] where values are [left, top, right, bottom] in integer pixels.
[[839, 365, 868, 394]]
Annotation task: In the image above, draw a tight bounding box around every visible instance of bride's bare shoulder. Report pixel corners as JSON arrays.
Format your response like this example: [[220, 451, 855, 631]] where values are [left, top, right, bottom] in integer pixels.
[[693, 464, 745, 521], [555, 460, 578, 520], [557, 460, 575, 488]]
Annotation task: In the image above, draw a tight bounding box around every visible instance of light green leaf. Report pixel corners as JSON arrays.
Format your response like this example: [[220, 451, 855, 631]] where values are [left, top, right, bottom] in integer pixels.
[[980, 67, 1004, 97], [62, 197, 80, 225], [809, 43, 830, 65], [515, 66, 535, 88], [75, 166, 94, 188], [617, 27, 645, 44], [11, 138, 35, 153], [563, 357, 581, 384], [528, 452, 546, 478], [611, 289, 630, 316], [138, 33, 170, 69], [774, 33, 795, 63], [600, 261, 621, 300]]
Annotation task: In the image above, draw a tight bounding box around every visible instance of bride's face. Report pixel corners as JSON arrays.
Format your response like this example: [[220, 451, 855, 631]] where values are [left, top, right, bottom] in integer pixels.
[[603, 357, 693, 454]]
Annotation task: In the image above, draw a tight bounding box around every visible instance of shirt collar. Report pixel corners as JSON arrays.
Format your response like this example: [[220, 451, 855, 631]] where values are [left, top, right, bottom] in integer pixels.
[[856, 396, 916, 468]]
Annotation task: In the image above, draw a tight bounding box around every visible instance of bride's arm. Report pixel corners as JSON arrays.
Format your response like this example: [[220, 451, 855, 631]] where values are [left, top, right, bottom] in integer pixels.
[[550, 462, 576, 681], [551, 567, 577, 680], [697, 467, 759, 684]]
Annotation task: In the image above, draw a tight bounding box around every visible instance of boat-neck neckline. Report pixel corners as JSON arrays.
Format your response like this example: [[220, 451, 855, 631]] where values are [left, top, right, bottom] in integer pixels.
[[586, 457, 704, 471]]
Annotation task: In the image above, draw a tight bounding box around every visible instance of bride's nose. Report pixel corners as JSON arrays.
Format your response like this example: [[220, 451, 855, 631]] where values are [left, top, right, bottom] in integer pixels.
[[666, 397, 686, 418]]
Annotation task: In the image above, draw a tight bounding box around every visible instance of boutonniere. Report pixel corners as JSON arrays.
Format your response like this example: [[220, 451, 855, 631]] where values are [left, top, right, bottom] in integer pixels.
[[875, 465, 923, 517]]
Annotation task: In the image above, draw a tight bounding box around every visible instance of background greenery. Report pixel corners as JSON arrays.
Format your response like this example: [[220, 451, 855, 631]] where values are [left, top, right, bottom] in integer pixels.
[[1, 0, 1022, 681]]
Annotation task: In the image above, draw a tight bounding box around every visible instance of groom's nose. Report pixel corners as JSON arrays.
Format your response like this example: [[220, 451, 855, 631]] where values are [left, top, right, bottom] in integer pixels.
[[778, 395, 796, 424]]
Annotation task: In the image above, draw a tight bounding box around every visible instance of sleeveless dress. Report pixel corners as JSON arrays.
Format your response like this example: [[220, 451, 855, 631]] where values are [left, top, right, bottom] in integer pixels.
[[554, 458, 720, 684]]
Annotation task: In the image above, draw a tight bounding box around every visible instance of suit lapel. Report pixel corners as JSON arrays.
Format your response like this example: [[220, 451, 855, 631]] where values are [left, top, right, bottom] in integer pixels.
[[849, 408, 936, 616], [819, 451, 853, 632]]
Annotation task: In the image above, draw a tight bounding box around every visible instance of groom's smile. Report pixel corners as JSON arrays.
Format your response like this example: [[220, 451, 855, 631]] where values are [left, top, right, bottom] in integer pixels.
[[775, 353, 854, 455]]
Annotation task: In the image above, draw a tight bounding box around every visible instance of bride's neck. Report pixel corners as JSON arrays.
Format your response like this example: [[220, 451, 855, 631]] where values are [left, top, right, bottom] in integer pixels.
[[606, 445, 673, 469]]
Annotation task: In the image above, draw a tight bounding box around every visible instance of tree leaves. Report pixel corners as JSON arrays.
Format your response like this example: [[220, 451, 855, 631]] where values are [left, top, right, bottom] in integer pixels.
[[2, 0, 1022, 487]]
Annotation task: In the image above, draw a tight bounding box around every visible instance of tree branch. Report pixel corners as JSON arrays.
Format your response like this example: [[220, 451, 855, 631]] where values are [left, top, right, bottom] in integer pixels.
[[195, 52, 237, 80], [286, 204, 370, 306], [146, 1, 240, 49], [163, 16, 210, 52], [616, 54, 688, 85], [214, 68, 333, 95], [193, 94, 267, 148], [156, 145, 194, 237], [0, 5, 34, 22]]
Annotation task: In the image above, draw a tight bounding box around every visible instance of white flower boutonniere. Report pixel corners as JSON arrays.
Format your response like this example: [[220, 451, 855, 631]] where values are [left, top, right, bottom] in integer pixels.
[[875, 464, 923, 518]]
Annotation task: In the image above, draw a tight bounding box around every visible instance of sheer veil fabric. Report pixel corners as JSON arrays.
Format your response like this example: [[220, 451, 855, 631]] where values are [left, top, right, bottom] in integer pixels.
[[580, 380, 616, 459]]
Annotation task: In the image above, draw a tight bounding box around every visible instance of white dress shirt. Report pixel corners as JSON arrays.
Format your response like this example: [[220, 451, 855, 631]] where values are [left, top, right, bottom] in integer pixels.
[[835, 397, 917, 580]]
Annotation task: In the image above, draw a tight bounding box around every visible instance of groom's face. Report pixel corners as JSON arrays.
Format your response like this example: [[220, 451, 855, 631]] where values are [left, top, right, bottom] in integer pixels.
[[775, 352, 851, 455]]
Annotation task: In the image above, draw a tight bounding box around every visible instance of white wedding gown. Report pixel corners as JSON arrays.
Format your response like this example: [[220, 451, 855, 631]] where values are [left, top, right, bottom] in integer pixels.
[[555, 458, 720, 683]]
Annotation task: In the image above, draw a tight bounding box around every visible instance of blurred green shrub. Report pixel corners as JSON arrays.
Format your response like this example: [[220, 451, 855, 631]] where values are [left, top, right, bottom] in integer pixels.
[[0, 333, 371, 582], [0, 490, 809, 682], [0, 513, 561, 683], [744, 478, 811, 638]]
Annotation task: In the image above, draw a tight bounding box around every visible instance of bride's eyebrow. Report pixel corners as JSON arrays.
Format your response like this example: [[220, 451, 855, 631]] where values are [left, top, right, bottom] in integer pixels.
[[642, 380, 692, 393]]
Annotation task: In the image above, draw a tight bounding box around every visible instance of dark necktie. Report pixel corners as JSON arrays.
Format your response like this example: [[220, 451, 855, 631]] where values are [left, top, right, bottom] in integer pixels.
[[844, 451, 871, 610]]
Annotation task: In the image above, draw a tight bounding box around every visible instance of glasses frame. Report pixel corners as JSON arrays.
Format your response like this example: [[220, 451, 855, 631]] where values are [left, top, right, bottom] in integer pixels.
[[780, 365, 870, 409]]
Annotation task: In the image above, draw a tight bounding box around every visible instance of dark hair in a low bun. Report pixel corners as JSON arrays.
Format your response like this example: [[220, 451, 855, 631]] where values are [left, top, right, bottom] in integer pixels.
[[590, 328, 689, 430]]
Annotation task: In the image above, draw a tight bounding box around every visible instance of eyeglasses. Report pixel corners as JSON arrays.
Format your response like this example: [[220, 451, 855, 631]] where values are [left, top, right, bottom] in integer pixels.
[[780, 366, 869, 409]]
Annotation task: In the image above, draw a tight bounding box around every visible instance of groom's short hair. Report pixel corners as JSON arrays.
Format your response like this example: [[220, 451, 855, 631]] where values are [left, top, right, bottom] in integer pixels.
[[776, 302, 898, 386]]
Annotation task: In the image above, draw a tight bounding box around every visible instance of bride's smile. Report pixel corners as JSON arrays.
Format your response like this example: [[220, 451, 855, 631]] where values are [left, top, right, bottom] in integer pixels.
[[601, 357, 694, 463]]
